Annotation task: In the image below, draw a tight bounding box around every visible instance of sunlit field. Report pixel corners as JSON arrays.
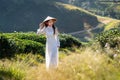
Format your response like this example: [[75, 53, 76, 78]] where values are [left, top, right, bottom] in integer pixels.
[[0, 47, 120, 80], [0, 0, 120, 80]]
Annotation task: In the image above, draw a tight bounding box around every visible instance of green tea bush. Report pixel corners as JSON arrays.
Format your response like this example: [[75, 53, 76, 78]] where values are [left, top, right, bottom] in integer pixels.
[[5, 32, 46, 44], [60, 34, 82, 48], [96, 28, 120, 48], [0, 32, 82, 58], [6, 32, 82, 48], [0, 34, 45, 58]]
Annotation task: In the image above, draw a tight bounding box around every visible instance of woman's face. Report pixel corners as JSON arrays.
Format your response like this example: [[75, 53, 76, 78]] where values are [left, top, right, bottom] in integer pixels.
[[47, 20, 54, 27]]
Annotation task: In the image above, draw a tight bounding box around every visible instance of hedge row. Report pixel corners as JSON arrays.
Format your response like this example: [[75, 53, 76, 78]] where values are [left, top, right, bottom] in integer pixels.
[[0, 32, 82, 58], [0, 34, 45, 58], [5, 32, 46, 44], [59, 34, 82, 48]]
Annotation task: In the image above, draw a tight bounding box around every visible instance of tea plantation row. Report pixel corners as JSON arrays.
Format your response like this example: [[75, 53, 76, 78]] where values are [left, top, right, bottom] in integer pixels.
[[0, 32, 82, 58]]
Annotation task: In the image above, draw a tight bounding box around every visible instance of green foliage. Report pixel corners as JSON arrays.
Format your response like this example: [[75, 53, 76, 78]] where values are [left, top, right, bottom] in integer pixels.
[[5, 32, 46, 44], [95, 28, 120, 48], [0, 33, 45, 58], [60, 34, 82, 48], [64, 0, 120, 19], [0, 32, 82, 58]]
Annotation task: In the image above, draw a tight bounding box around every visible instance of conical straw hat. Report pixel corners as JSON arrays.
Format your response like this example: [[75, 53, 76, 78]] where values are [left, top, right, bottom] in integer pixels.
[[43, 16, 57, 23], [39, 16, 57, 29]]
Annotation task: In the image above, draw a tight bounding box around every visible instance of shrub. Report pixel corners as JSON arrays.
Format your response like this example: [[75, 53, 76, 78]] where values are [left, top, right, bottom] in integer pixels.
[[0, 34, 16, 57], [0, 32, 82, 58], [60, 34, 82, 48], [0, 34, 45, 58], [6, 32, 82, 48], [95, 28, 120, 48], [5, 32, 46, 44]]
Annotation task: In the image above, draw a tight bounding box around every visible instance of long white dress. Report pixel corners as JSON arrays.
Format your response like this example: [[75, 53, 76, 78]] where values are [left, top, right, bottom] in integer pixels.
[[37, 26, 60, 69]]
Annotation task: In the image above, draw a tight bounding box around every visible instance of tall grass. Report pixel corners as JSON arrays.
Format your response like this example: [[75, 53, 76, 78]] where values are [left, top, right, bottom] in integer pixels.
[[0, 53, 44, 80], [0, 59, 26, 80], [0, 47, 120, 80], [25, 48, 120, 80]]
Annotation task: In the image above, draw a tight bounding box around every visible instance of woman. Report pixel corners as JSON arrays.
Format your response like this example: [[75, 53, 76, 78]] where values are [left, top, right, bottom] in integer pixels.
[[37, 16, 60, 70]]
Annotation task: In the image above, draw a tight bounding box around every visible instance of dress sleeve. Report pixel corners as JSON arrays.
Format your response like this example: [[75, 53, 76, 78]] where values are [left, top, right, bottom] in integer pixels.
[[55, 27, 60, 47], [57, 35, 60, 47], [37, 27, 46, 35]]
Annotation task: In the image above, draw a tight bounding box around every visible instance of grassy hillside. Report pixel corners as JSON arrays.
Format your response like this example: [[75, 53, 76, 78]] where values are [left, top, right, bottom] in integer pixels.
[[63, 0, 120, 19], [96, 16, 120, 30], [0, 24, 120, 80], [0, 0, 99, 33]]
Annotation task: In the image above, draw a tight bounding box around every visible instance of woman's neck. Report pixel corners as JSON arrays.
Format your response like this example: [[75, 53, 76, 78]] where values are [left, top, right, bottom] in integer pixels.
[[48, 25, 52, 27]]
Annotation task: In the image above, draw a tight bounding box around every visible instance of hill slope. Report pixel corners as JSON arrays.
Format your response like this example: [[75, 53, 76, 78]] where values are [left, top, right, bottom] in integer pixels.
[[0, 0, 99, 33], [62, 0, 120, 19]]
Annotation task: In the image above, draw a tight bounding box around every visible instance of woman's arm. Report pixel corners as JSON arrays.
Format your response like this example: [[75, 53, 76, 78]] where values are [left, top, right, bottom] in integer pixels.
[[37, 27, 46, 35]]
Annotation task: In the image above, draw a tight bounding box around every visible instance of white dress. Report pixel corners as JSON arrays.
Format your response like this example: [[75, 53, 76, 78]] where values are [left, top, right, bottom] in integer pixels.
[[37, 26, 60, 69]]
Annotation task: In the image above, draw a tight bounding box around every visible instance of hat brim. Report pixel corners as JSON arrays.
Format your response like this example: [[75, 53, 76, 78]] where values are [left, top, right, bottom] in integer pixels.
[[42, 16, 57, 23], [44, 19, 56, 23], [41, 19, 56, 26]]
